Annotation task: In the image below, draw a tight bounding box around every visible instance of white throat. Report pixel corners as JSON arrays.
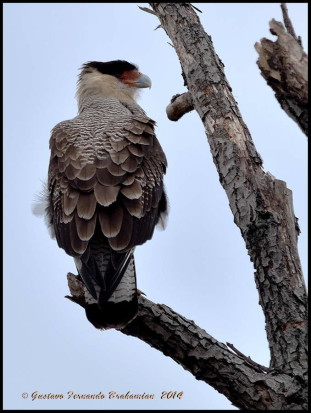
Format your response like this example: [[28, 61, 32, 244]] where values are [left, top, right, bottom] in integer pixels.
[[76, 72, 139, 112]]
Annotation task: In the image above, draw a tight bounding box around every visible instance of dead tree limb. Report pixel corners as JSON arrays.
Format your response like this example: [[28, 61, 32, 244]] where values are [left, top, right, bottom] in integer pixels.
[[255, 6, 308, 137], [166, 92, 194, 121], [66, 272, 305, 410], [146, 3, 307, 409], [280, 3, 302, 45]]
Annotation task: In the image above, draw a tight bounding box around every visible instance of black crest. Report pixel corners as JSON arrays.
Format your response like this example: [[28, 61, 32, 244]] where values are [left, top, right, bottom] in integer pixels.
[[81, 60, 138, 77]]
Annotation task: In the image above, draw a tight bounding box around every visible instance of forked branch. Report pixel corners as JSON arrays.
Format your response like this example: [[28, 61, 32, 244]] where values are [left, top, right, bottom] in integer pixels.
[[255, 5, 308, 136]]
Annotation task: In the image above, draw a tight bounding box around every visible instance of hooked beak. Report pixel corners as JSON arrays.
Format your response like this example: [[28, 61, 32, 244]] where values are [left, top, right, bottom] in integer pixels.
[[120, 70, 152, 89], [134, 73, 152, 89]]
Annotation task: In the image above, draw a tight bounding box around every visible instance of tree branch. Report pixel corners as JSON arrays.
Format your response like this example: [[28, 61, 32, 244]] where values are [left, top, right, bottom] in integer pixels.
[[280, 3, 301, 45], [66, 272, 304, 410], [122, 296, 302, 410], [255, 6, 308, 137], [166, 92, 194, 121], [138, 6, 156, 16], [226, 342, 270, 373], [147, 2, 308, 408]]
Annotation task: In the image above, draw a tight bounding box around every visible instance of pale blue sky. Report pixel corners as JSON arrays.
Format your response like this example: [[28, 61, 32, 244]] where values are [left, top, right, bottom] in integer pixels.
[[4, 3, 307, 410]]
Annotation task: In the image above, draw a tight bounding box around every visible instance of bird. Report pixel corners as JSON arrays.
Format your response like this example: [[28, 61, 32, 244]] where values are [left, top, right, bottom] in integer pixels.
[[43, 60, 168, 330]]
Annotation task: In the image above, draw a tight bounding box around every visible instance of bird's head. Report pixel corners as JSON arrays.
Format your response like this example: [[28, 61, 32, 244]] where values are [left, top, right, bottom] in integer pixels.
[[76, 60, 151, 105]]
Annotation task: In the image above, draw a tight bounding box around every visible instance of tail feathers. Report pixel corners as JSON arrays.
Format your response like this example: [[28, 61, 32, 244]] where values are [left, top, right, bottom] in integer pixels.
[[75, 247, 138, 330], [100, 250, 134, 302], [74, 251, 101, 299], [106, 254, 136, 303], [85, 298, 138, 330]]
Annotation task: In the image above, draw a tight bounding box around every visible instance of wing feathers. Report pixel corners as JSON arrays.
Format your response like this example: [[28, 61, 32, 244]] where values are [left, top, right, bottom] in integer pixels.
[[69, 220, 88, 254], [110, 148, 130, 165], [49, 113, 167, 258], [77, 164, 96, 180], [76, 193, 97, 219], [98, 205, 124, 238], [75, 214, 97, 241], [110, 138, 130, 151], [94, 183, 120, 207], [120, 156, 139, 173], [65, 164, 80, 180], [122, 174, 136, 186], [96, 168, 124, 186], [122, 198, 143, 218], [94, 157, 110, 168], [107, 162, 127, 176], [63, 189, 79, 215], [65, 145, 80, 160], [120, 180, 142, 199], [108, 211, 133, 251], [128, 145, 144, 157], [73, 176, 97, 191]]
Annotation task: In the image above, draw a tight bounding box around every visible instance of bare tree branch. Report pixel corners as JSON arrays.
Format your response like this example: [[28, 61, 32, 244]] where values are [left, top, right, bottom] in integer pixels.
[[280, 3, 301, 45], [255, 5, 308, 137], [66, 272, 305, 410], [122, 296, 303, 410], [190, 4, 202, 14], [138, 6, 156, 16], [146, 3, 307, 408], [226, 342, 270, 373], [166, 92, 194, 121]]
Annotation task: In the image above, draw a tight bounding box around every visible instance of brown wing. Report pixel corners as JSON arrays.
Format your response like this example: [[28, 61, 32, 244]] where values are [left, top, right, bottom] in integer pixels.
[[48, 115, 167, 257]]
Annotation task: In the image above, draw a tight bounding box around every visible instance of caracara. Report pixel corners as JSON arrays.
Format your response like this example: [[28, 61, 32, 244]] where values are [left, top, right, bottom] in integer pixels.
[[45, 60, 167, 329]]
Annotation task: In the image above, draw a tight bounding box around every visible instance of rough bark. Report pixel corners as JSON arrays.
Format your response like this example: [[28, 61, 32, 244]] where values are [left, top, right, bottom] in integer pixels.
[[66, 273, 305, 410], [166, 92, 194, 121], [147, 3, 307, 409], [122, 296, 306, 410], [255, 15, 308, 137], [66, 3, 308, 409]]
